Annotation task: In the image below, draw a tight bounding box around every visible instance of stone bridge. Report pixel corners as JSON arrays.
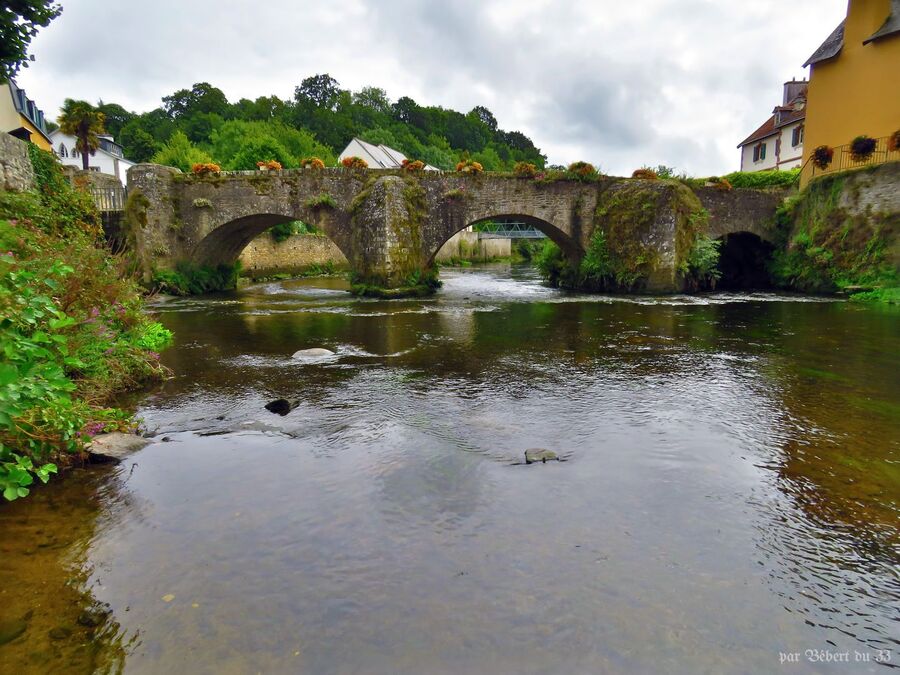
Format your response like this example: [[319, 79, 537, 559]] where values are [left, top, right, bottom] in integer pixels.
[[126, 164, 785, 293]]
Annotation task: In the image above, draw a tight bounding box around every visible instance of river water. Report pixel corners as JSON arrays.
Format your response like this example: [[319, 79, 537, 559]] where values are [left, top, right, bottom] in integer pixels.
[[1, 264, 898, 674]]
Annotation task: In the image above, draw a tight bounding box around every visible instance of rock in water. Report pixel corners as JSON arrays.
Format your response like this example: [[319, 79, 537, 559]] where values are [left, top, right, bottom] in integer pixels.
[[0, 617, 28, 646], [525, 448, 558, 464], [265, 398, 299, 416], [88, 433, 151, 463], [292, 348, 335, 359]]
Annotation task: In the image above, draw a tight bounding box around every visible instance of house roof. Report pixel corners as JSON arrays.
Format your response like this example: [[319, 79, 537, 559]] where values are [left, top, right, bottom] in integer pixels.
[[864, 0, 900, 43], [738, 97, 806, 147], [5, 79, 52, 144], [341, 137, 439, 171], [804, 21, 845, 67]]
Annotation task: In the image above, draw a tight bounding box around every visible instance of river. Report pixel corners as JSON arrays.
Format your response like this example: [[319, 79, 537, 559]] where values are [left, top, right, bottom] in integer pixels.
[[1, 263, 898, 674]]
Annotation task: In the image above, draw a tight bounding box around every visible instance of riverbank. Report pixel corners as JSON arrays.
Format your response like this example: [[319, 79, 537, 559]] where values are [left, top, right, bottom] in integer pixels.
[[0, 142, 171, 502]]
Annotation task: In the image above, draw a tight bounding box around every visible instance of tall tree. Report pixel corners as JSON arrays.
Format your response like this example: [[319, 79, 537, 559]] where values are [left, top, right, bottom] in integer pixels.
[[57, 99, 106, 170], [162, 82, 229, 119], [294, 74, 342, 111], [0, 1, 61, 82], [95, 101, 134, 138]]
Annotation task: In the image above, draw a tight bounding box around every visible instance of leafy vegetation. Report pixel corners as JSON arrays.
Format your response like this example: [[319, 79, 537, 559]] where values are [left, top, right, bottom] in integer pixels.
[[269, 220, 317, 243], [680, 235, 722, 290], [769, 170, 899, 300], [305, 193, 337, 210], [1, 152, 171, 500], [0, 0, 61, 82], [567, 161, 598, 180], [722, 169, 799, 189], [151, 261, 242, 295], [57, 99, 107, 171], [100, 76, 546, 174], [151, 131, 214, 172]]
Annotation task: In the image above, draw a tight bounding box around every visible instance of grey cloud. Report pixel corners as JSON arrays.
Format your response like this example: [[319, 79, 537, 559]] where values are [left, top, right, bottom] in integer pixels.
[[17, 0, 846, 175]]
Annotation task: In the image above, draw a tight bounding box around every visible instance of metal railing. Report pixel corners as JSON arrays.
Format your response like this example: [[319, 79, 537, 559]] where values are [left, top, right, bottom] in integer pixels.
[[800, 134, 900, 184], [475, 221, 547, 239], [90, 186, 127, 212]]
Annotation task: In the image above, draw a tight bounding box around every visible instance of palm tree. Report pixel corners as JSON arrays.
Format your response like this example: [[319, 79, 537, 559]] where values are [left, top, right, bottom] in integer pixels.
[[57, 99, 106, 170]]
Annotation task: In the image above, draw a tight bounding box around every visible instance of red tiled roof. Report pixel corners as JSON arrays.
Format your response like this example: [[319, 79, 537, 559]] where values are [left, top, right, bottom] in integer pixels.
[[738, 98, 806, 148], [738, 116, 777, 147]]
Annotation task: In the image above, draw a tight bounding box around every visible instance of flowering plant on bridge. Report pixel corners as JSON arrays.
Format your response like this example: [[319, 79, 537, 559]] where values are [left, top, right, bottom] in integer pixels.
[[191, 162, 221, 176], [849, 135, 877, 162], [401, 159, 425, 171], [256, 160, 282, 171], [300, 157, 326, 169], [811, 145, 834, 170], [513, 161, 537, 178], [632, 168, 658, 180], [705, 176, 732, 191], [455, 159, 483, 174], [889, 130, 900, 153], [341, 156, 368, 170], [567, 161, 597, 180]]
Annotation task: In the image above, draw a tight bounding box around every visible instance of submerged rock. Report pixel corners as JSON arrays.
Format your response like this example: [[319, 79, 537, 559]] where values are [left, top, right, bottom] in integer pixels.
[[0, 617, 28, 645], [87, 433, 151, 463], [265, 398, 300, 416], [292, 348, 335, 359], [77, 607, 110, 628], [525, 448, 559, 464]]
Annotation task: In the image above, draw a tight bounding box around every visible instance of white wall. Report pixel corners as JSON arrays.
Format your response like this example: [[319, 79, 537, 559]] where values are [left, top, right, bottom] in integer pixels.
[[739, 121, 804, 172], [50, 132, 134, 185]]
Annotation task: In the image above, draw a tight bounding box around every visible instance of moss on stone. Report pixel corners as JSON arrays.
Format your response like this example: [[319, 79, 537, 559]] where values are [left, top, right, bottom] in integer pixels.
[[770, 168, 899, 299]]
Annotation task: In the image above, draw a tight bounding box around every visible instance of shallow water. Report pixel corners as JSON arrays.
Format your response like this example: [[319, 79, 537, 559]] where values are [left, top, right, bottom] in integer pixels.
[[1, 264, 898, 674]]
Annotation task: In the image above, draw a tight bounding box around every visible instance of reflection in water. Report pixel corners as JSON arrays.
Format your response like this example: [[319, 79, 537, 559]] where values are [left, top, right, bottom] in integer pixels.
[[1, 264, 898, 674]]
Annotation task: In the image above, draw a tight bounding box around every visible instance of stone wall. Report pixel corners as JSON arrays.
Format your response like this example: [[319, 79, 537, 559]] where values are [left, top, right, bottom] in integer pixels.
[[434, 231, 512, 261], [0, 134, 35, 192], [239, 233, 348, 277]]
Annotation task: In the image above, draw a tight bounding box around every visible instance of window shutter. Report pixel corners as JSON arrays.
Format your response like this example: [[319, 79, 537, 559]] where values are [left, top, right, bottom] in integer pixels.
[[760, 143, 767, 160]]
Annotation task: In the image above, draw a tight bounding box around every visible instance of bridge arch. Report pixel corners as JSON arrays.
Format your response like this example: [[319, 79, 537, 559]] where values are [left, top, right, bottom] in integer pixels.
[[426, 213, 583, 267], [191, 212, 351, 269], [715, 231, 775, 290]]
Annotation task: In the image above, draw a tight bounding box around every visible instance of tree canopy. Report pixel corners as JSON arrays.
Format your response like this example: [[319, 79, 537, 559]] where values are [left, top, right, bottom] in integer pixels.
[[99, 74, 546, 172], [0, 0, 61, 82], [57, 99, 106, 170]]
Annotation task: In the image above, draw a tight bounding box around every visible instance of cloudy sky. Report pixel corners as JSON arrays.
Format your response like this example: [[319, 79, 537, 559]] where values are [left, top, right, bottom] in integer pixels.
[[17, 0, 846, 175]]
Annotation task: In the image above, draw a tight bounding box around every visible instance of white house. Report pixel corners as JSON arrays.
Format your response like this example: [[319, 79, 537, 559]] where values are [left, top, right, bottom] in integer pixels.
[[49, 130, 135, 185], [339, 137, 439, 171], [737, 79, 807, 172]]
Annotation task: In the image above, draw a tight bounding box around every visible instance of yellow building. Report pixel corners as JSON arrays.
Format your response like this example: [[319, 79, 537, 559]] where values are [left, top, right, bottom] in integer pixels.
[[1, 79, 53, 151], [801, 0, 900, 185]]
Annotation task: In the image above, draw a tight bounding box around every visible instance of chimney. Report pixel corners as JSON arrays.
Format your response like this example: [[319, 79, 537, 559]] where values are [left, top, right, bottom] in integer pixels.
[[783, 78, 808, 105]]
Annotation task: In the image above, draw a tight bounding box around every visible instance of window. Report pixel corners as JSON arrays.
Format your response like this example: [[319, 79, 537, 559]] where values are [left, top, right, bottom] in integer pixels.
[[791, 125, 804, 147], [753, 142, 767, 162], [58, 143, 68, 158]]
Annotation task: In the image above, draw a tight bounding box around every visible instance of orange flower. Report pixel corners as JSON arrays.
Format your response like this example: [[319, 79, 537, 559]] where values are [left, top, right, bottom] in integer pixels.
[[191, 163, 221, 176], [341, 156, 368, 169]]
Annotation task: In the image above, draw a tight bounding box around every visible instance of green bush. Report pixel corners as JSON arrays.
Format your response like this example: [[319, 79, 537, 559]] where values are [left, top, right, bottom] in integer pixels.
[[680, 235, 722, 290], [723, 169, 800, 189], [152, 261, 242, 295], [305, 193, 337, 210], [0, 213, 170, 501]]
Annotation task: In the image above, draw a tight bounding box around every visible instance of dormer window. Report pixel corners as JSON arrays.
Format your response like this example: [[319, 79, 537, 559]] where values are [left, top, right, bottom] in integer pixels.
[[753, 142, 767, 162], [58, 143, 68, 158]]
